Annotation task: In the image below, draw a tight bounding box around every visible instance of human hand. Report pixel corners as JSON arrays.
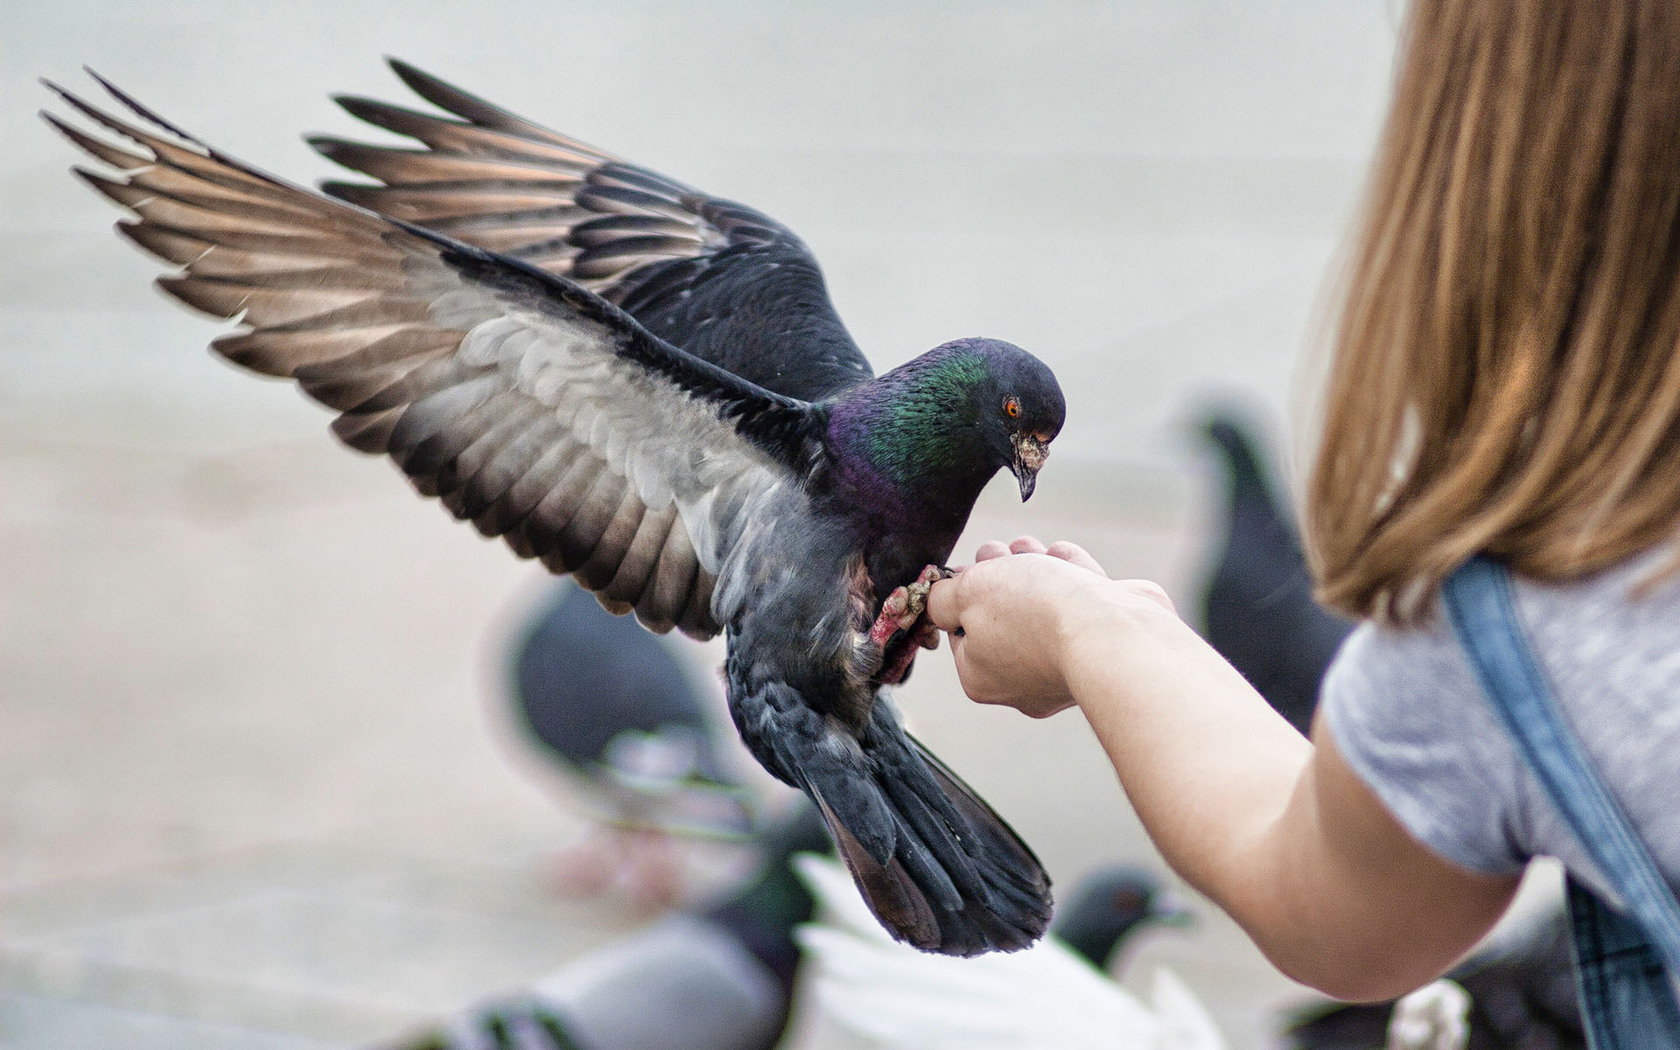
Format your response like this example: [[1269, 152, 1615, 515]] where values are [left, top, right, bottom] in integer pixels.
[[927, 537, 1173, 717]]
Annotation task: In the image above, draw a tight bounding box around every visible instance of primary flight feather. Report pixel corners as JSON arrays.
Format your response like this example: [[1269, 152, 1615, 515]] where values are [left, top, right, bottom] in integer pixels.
[[44, 60, 1064, 956]]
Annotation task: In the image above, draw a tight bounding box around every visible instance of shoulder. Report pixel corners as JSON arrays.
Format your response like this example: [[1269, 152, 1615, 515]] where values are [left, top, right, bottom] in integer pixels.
[[1323, 547, 1680, 884], [1322, 614, 1531, 876], [1511, 551, 1680, 895], [1328, 548, 1680, 730], [1508, 548, 1680, 694]]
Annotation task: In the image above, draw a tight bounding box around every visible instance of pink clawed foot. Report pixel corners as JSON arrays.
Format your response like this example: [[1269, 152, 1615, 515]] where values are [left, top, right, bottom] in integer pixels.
[[868, 565, 951, 647], [868, 589, 912, 648], [870, 566, 954, 683]]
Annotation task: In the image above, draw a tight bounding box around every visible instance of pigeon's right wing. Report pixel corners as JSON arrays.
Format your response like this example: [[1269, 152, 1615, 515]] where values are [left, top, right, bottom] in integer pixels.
[[311, 59, 875, 403], [46, 75, 824, 639]]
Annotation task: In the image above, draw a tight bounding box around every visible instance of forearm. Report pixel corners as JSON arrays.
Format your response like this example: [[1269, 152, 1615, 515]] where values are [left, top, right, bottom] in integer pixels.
[[1056, 590, 1514, 999], [1057, 593, 1313, 954]]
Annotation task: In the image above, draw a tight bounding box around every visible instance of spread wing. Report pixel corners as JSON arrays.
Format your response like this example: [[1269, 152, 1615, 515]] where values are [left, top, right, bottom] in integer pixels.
[[44, 73, 824, 640], [310, 58, 875, 403]]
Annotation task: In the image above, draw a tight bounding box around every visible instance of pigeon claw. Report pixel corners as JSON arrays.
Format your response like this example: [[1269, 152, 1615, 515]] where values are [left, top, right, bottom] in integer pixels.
[[868, 565, 951, 645], [869, 590, 912, 647], [869, 566, 955, 684]]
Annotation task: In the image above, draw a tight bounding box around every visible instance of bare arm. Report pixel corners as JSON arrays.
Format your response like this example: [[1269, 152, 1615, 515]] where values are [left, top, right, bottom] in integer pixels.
[[925, 539, 1519, 1001]]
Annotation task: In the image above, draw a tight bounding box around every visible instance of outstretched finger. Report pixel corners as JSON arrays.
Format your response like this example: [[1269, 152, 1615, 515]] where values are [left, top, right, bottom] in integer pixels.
[[974, 540, 1012, 562], [1008, 535, 1048, 555]]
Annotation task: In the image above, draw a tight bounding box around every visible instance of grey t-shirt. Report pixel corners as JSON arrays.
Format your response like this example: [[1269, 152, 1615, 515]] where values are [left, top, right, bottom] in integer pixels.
[[1321, 549, 1680, 904]]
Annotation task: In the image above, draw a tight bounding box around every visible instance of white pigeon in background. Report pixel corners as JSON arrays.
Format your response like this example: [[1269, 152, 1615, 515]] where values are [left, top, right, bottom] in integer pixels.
[[794, 854, 1228, 1050]]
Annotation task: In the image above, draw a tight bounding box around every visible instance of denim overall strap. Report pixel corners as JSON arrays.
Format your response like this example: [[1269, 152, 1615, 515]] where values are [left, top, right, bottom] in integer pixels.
[[1566, 879, 1680, 1048], [1442, 556, 1680, 1047]]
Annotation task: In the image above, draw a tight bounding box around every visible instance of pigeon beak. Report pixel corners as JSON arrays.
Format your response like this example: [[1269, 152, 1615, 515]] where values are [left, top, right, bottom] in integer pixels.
[[1010, 432, 1051, 502]]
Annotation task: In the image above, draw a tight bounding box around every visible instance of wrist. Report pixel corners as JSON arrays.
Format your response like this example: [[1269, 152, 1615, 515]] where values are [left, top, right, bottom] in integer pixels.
[[1049, 576, 1124, 676], [1053, 578, 1184, 700]]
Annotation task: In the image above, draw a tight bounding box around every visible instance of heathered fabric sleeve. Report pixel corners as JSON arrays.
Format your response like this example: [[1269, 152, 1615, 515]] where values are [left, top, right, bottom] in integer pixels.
[[1320, 619, 1533, 877]]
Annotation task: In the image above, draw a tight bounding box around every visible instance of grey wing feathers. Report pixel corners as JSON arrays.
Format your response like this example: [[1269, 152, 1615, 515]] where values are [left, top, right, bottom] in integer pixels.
[[44, 74, 800, 639], [312, 61, 730, 300], [313, 59, 875, 401]]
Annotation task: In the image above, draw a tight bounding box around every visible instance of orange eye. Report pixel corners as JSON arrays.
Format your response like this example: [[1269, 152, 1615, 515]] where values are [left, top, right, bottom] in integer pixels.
[[1003, 396, 1021, 419]]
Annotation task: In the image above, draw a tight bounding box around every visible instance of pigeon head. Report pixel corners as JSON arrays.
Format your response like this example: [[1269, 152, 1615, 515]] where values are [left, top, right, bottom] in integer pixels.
[[828, 338, 1064, 509], [1198, 414, 1260, 472], [959, 338, 1066, 501]]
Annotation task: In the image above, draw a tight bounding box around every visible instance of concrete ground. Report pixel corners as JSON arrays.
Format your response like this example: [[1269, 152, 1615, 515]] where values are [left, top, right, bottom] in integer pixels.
[[3, 3, 1403, 1046]]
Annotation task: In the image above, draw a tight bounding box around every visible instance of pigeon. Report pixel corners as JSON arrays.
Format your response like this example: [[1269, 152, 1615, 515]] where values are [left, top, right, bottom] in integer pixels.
[[795, 853, 1225, 1050], [1051, 864, 1193, 972], [506, 582, 753, 905], [383, 803, 833, 1050], [1194, 409, 1352, 736], [44, 61, 1062, 956]]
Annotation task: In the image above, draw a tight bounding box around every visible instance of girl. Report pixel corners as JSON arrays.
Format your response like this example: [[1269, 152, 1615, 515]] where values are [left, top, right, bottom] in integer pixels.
[[927, 0, 1680, 1009]]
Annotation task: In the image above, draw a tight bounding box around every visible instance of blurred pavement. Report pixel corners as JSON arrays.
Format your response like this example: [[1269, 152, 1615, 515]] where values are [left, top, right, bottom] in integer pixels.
[[3, 3, 1401, 1047]]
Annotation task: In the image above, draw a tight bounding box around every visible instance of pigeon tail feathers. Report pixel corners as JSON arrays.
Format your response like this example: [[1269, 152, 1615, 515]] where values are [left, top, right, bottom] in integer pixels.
[[729, 671, 1051, 956]]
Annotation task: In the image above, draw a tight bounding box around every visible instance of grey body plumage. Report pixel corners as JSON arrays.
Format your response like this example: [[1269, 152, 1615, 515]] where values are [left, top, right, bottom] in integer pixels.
[[44, 60, 1063, 955]]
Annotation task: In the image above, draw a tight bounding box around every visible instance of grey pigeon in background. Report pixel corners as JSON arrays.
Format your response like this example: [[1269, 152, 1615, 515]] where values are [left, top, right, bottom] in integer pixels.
[[45, 60, 1061, 955], [508, 583, 752, 903], [1050, 863, 1192, 971], [380, 826, 1195, 1050], [382, 804, 833, 1050], [1195, 409, 1352, 735]]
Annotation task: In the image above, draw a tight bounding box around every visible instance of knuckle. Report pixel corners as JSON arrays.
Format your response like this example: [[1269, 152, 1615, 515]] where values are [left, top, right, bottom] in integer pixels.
[[1129, 579, 1175, 611]]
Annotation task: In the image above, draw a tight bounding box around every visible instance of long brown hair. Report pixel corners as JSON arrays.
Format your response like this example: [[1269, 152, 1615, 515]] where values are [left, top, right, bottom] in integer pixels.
[[1307, 0, 1680, 623]]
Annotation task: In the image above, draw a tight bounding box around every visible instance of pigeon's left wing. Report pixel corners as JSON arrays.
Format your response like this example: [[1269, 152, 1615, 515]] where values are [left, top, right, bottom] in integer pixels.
[[309, 59, 875, 403], [44, 75, 822, 639]]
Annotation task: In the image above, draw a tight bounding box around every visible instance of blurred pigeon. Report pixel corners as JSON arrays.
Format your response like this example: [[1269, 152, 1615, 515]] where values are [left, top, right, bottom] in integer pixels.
[[796, 853, 1224, 1050], [1051, 863, 1194, 971], [1195, 410, 1352, 735], [47, 62, 1061, 955], [384, 803, 832, 1050], [508, 583, 752, 904]]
